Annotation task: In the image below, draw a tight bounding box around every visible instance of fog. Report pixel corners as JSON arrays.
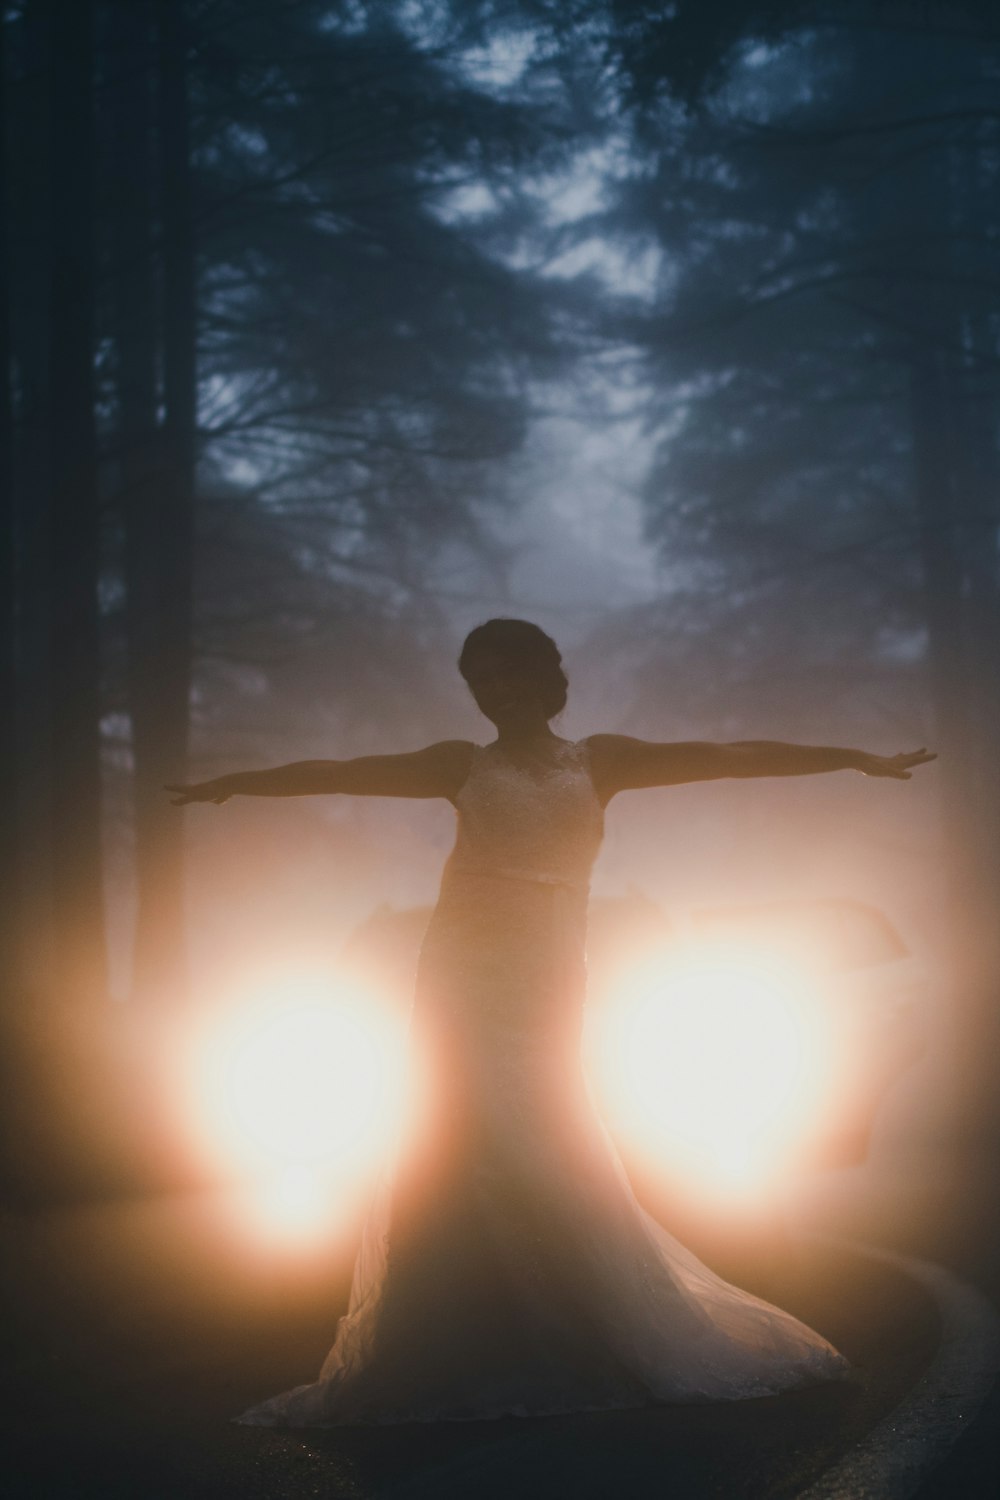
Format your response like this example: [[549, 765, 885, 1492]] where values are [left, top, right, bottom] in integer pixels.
[[3, 1, 995, 1243]]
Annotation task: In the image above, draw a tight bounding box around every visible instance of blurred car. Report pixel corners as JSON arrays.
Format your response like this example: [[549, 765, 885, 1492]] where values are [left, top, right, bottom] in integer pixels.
[[341, 890, 926, 1173]]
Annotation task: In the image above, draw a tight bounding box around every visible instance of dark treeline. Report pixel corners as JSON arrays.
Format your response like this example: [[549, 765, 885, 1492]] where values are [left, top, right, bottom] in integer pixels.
[[2, 0, 588, 1013], [2, 0, 999, 1167], [598, 0, 1000, 1143]]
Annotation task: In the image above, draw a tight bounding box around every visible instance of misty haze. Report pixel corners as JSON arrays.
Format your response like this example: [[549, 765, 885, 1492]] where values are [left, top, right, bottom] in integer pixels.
[[1, 3, 998, 1497]]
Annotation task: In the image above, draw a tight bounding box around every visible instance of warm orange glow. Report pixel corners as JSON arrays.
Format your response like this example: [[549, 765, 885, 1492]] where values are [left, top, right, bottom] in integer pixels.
[[180, 968, 407, 1241], [585, 940, 838, 1196], [177, 933, 845, 1244], [236, 1164, 340, 1241]]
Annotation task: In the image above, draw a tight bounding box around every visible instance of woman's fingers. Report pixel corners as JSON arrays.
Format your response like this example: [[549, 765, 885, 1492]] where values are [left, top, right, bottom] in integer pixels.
[[164, 779, 232, 805], [888, 749, 937, 778], [164, 782, 205, 805], [859, 749, 937, 778], [900, 749, 937, 770]]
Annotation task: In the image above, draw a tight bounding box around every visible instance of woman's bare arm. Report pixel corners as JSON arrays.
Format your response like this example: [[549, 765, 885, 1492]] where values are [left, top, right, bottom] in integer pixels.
[[166, 740, 475, 805], [585, 734, 936, 803]]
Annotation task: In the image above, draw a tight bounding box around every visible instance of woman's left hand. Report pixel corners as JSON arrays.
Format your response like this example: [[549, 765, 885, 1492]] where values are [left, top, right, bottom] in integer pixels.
[[855, 748, 937, 779], [164, 776, 235, 805]]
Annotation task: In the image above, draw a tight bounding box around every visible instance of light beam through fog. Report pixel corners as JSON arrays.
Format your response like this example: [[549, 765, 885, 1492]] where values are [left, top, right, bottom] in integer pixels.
[[175, 939, 853, 1246], [180, 970, 407, 1241], [585, 941, 838, 1198]]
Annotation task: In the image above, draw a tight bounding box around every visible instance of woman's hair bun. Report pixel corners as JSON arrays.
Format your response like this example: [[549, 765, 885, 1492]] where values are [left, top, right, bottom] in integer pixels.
[[458, 618, 568, 719]]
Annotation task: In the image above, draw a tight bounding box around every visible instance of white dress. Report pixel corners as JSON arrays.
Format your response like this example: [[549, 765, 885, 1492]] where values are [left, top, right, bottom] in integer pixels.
[[235, 737, 849, 1426]]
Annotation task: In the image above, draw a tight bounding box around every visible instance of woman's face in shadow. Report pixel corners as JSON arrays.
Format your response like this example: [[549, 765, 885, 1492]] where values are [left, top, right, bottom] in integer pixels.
[[462, 649, 547, 730]]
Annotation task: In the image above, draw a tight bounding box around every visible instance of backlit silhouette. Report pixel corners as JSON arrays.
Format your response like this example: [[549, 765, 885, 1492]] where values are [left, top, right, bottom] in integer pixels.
[[166, 618, 935, 1425]]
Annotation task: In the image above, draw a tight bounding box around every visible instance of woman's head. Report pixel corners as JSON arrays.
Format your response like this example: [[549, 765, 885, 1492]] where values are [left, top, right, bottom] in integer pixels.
[[458, 618, 568, 725]]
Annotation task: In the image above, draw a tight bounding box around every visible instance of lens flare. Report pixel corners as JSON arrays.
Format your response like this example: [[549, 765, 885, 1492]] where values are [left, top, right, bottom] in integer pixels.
[[244, 1164, 336, 1240], [585, 941, 837, 1194], [181, 968, 407, 1238]]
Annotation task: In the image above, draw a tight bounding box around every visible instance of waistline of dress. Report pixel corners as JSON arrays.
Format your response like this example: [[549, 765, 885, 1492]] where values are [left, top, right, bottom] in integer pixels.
[[443, 863, 590, 894]]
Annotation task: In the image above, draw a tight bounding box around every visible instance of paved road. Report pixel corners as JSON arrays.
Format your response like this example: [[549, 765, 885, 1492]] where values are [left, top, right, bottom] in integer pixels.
[[0, 1180, 993, 1498]]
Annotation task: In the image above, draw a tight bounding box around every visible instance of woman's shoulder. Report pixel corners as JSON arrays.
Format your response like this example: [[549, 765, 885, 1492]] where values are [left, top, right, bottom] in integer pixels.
[[579, 733, 652, 764], [577, 733, 627, 767], [408, 740, 476, 801], [577, 734, 642, 805]]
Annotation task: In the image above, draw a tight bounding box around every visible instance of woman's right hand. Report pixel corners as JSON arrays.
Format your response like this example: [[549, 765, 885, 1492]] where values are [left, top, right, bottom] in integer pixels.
[[164, 776, 235, 806]]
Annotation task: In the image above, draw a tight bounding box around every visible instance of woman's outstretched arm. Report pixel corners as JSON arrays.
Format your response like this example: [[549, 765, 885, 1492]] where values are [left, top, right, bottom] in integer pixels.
[[166, 740, 475, 805], [586, 734, 936, 802]]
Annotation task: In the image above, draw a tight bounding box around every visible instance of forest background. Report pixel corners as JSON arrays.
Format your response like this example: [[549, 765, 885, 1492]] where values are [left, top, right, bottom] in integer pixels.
[[2, 0, 999, 1201]]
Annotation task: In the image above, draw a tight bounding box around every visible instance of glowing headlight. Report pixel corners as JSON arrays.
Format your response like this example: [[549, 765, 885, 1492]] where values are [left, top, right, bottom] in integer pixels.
[[181, 969, 406, 1238], [585, 941, 837, 1193]]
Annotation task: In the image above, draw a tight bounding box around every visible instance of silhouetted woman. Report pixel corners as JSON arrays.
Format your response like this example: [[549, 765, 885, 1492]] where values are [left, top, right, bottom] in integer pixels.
[[167, 617, 934, 1425]]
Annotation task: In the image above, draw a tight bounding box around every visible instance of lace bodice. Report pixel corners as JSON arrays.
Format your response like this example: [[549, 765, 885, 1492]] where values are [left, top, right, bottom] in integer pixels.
[[445, 737, 604, 891]]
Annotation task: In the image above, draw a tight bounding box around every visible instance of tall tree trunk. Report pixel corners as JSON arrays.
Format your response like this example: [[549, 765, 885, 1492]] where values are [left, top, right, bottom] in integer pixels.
[[124, 0, 197, 1006], [910, 355, 973, 858], [954, 399, 1000, 1144], [910, 348, 1000, 1144], [0, 10, 17, 1001], [107, 0, 179, 1004], [954, 364, 1000, 884], [46, 0, 107, 1006], [945, 156, 1000, 1141], [9, 0, 55, 1002], [956, 144, 1000, 899], [903, 125, 1000, 1147]]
